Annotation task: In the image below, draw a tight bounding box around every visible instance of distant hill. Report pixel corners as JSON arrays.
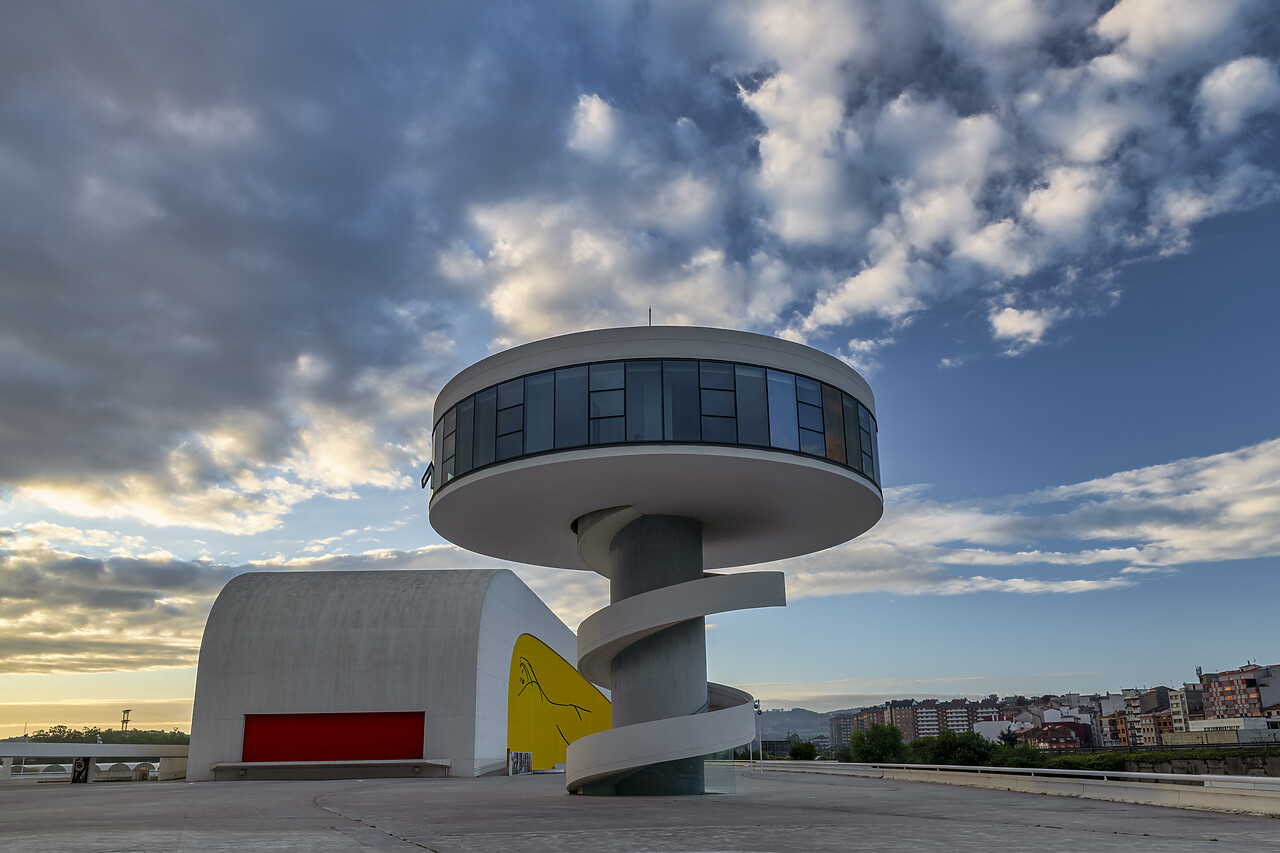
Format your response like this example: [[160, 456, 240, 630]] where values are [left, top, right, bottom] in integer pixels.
[[759, 707, 853, 740]]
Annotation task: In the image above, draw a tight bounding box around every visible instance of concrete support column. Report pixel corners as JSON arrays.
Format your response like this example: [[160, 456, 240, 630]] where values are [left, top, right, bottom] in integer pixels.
[[607, 514, 706, 795]]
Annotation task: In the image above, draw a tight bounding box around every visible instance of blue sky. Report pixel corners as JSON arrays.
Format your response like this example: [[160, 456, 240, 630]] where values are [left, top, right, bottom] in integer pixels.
[[1, 0, 1278, 734]]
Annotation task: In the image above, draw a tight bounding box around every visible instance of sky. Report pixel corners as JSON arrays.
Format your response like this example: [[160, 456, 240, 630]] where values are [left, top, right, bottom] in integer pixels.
[[1, 0, 1278, 737]]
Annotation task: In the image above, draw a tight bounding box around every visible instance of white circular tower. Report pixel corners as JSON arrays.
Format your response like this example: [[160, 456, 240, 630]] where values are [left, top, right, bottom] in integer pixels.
[[428, 326, 883, 794]]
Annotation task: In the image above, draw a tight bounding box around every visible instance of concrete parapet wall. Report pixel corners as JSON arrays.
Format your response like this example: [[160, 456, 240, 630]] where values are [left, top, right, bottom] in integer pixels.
[[742, 761, 1280, 817], [1126, 756, 1280, 777]]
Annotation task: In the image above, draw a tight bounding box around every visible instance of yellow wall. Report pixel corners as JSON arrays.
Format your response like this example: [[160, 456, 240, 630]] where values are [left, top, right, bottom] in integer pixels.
[[507, 633, 610, 769]]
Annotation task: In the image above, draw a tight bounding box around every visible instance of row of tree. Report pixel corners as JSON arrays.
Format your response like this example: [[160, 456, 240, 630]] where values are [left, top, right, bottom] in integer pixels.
[[843, 723, 1027, 767], [23, 725, 190, 745]]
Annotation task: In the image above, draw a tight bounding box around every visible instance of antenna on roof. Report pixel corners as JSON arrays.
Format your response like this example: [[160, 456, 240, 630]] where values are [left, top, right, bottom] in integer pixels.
[[648, 307, 652, 327]]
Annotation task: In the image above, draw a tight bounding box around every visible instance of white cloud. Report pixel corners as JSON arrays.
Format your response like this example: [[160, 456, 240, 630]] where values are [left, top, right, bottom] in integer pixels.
[[1021, 165, 1116, 244], [835, 336, 895, 375], [989, 305, 1062, 354], [764, 436, 1280, 602], [1197, 56, 1280, 137], [932, 0, 1050, 55], [1096, 0, 1255, 67], [954, 219, 1034, 278], [1147, 162, 1280, 251], [798, 244, 928, 335], [286, 403, 408, 491], [567, 93, 618, 158], [469, 196, 798, 347], [741, 72, 863, 244]]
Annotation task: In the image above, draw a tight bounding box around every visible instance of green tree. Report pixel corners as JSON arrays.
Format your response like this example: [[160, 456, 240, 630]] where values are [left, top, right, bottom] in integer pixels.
[[990, 743, 1042, 768], [29, 726, 189, 745], [906, 730, 995, 766], [997, 728, 1020, 747], [849, 723, 905, 763], [906, 735, 938, 764], [946, 731, 995, 766], [789, 741, 818, 760]]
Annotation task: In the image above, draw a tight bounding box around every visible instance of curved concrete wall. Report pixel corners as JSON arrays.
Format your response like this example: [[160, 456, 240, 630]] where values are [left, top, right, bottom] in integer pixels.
[[187, 569, 576, 781]]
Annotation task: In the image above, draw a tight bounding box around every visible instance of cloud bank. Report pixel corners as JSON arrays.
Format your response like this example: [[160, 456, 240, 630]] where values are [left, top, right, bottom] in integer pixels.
[[4, 437, 1277, 674]]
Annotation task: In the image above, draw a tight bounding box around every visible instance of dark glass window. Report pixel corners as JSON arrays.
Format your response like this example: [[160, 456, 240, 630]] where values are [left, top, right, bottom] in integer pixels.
[[626, 361, 662, 441], [496, 405, 523, 436], [842, 395, 862, 473], [700, 388, 735, 417], [431, 422, 442, 489], [735, 365, 768, 446], [797, 402, 823, 432], [589, 361, 625, 390], [555, 366, 588, 448], [870, 419, 880, 483], [699, 361, 735, 390], [663, 361, 700, 441], [701, 416, 736, 443], [473, 387, 497, 467], [432, 357, 881, 491], [799, 428, 825, 456], [525, 372, 554, 453], [822, 384, 845, 464], [455, 397, 475, 475], [497, 378, 523, 409], [796, 376, 821, 406], [496, 431, 523, 461], [590, 389, 624, 418], [766, 370, 799, 451], [590, 416, 625, 444]]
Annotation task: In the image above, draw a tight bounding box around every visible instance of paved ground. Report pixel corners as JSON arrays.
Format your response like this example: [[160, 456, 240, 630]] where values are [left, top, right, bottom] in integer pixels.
[[1, 768, 1277, 852]]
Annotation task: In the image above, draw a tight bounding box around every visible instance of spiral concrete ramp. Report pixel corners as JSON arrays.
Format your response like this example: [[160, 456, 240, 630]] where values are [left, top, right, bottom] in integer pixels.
[[566, 569, 785, 794]]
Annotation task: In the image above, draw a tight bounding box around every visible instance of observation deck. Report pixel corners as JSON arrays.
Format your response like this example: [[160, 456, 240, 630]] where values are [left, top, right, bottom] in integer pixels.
[[428, 326, 885, 794]]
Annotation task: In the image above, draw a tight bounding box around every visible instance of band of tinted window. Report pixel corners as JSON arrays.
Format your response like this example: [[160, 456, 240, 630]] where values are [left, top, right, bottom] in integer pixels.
[[431, 358, 880, 492]]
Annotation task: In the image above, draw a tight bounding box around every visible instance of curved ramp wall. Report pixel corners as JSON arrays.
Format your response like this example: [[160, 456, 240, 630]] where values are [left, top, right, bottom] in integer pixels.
[[187, 569, 578, 781]]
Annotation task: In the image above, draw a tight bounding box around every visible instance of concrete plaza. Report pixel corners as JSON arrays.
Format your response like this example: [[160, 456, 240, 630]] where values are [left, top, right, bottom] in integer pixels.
[[1, 768, 1276, 852]]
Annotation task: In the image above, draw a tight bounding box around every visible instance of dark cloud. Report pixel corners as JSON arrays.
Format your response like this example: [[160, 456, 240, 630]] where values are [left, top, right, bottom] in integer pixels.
[[0, 531, 513, 673], [1, 1, 1277, 519]]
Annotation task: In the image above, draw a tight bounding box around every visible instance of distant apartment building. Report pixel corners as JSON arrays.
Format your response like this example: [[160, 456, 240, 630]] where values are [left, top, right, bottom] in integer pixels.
[[974, 703, 1014, 724], [1165, 716, 1280, 746], [1170, 684, 1204, 732], [1023, 721, 1093, 750], [1135, 705, 1174, 747], [889, 704, 917, 742], [1095, 690, 1138, 747], [1099, 710, 1128, 748], [912, 702, 942, 737], [942, 700, 976, 733], [1201, 664, 1279, 719], [1124, 687, 1170, 748], [829, 707, 890, 749], [829, 714, 855, 750], [853, 706, 889, 731]]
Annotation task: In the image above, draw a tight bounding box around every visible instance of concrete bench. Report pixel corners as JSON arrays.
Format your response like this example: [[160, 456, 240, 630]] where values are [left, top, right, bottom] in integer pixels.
[[209, 758, 451, 781]]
